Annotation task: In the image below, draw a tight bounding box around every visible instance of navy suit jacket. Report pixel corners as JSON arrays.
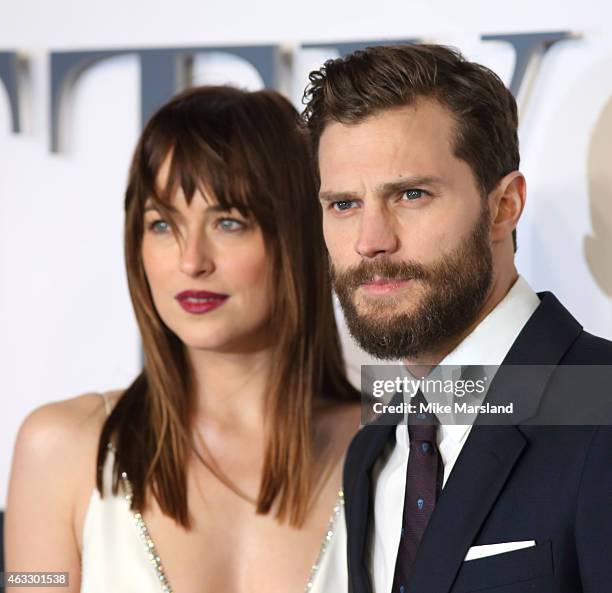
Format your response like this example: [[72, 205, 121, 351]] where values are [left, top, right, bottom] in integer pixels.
[[343, 292, 612, 593]]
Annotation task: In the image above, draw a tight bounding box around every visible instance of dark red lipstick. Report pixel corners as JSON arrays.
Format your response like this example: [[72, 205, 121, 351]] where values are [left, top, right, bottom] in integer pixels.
[[175, 290, 228, 314]]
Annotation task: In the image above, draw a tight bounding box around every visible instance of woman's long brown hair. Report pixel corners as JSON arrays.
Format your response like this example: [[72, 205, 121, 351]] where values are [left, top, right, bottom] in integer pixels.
[[96, 86, 359, 528]]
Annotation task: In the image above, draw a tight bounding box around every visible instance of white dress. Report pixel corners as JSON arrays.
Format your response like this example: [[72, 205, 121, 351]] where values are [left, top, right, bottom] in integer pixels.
[[80, 396, 348, 593]]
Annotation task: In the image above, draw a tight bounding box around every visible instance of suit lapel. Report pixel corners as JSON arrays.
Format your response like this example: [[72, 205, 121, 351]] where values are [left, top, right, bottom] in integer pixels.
[[401, 292, 583, 593], [501, 292, 582, 366], [346, 403, 402, 593], [476, 291, 583, 425]]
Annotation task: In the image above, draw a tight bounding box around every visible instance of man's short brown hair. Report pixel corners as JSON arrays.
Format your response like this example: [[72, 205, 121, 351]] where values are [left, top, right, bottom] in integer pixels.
[[302, 44, 520, 248]]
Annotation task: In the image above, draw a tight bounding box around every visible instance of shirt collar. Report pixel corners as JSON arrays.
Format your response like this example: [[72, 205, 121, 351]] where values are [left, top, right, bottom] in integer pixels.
[[397, 275, 540, 448], [439, 275, 540, 368]]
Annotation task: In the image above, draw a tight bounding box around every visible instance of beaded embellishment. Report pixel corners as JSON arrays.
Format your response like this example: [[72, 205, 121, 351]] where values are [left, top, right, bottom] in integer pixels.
[[303, 489, 345, 592], [120, 472, 174, 593], [115, 440, 342, 593]]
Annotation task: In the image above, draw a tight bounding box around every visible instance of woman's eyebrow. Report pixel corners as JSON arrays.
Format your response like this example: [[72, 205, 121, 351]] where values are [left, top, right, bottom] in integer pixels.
[[205, 204, 232, 213], [143, 202, 243, 220], [143, 202, 180, 216]]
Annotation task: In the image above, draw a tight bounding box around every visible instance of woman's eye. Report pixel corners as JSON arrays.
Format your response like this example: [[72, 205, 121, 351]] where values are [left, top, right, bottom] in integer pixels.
[[402, 189, 426, 201], [148, 219, 170, 233], [331, 200, 356, 212], [217, 218, 245, 232]]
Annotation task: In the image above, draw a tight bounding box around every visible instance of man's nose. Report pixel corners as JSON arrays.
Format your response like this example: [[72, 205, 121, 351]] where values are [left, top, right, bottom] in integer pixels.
[[179, 230, 215, 277], [354, 206, 400, 259]]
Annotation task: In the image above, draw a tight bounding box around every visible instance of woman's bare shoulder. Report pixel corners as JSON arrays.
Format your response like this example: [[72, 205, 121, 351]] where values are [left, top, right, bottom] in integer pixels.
[[12, 390, 124, 476], [18, 391, 121, 439], [6, 390, 124, 576]]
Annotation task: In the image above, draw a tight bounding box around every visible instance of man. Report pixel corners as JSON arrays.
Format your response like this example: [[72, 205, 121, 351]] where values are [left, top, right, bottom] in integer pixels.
[[303, 44, 612, 593]]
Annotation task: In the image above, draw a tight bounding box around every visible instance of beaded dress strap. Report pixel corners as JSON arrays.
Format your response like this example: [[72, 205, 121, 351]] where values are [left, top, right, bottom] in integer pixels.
[[99, 392, 172, 591], [100, 392, 112, 417], [303, 489, 345, 592]]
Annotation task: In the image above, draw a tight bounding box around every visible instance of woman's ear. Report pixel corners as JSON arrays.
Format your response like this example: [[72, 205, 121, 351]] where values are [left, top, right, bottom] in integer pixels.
[[488, 171, 526, 246]]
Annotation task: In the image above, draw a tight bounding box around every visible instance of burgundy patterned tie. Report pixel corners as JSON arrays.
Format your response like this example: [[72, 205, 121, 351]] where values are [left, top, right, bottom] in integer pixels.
[[392, 393, 442, 593]]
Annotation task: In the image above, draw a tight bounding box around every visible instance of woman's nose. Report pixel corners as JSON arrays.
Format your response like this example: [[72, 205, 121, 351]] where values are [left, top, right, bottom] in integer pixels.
[[179, 230, 215, 277]]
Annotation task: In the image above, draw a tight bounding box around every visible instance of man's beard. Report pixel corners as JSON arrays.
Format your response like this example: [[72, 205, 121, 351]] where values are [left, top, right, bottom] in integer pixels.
[[331, 206, 493, 360]]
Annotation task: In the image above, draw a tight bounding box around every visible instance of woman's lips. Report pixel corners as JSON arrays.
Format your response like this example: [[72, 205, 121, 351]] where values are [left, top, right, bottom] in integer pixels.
[[359, 278, 411, 295], [175, 290, 228, 314]]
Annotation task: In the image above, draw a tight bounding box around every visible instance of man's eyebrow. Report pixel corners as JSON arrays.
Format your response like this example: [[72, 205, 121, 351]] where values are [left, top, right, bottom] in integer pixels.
[[318, 190, 363, 203], [319, 176, 445, 203], [378, 176, 444, 194]]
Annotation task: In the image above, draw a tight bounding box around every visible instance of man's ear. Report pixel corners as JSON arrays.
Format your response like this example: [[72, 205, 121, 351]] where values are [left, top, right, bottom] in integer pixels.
[[488, 171, 526, 245]]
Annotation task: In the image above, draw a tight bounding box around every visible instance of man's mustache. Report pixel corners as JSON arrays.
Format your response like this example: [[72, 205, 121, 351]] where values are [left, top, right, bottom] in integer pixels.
[[331, 259, 430, 291]]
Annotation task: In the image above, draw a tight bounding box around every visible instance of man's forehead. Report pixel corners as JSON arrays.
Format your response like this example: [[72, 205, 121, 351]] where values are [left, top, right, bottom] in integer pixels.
[[318, 104, 457, 195]]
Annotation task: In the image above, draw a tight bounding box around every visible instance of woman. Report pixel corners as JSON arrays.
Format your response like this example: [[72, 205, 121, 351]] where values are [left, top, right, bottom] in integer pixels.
[[5, 86, 361, 592]]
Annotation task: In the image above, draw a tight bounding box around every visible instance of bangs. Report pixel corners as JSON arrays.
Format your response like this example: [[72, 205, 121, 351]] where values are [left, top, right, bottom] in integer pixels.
[[136, 90, 275, 229]]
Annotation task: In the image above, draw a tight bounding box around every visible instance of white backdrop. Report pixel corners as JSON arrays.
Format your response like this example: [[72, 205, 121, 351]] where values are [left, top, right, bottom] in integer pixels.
[[1, 0, 612, 507]]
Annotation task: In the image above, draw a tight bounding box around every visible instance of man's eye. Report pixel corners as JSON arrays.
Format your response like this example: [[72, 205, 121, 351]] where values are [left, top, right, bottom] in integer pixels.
[[331, 200, 356, 212], [402, 189, 425, 201], [148, 219, 170, 233], [217, 218, 244, 231]]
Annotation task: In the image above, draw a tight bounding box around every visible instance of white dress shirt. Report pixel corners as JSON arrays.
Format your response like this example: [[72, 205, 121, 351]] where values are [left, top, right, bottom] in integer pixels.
[[369, 276, 541, 593]]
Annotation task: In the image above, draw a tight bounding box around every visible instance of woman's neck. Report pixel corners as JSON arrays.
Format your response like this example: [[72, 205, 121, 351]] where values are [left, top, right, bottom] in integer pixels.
[[187, 347, 273, 432]]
